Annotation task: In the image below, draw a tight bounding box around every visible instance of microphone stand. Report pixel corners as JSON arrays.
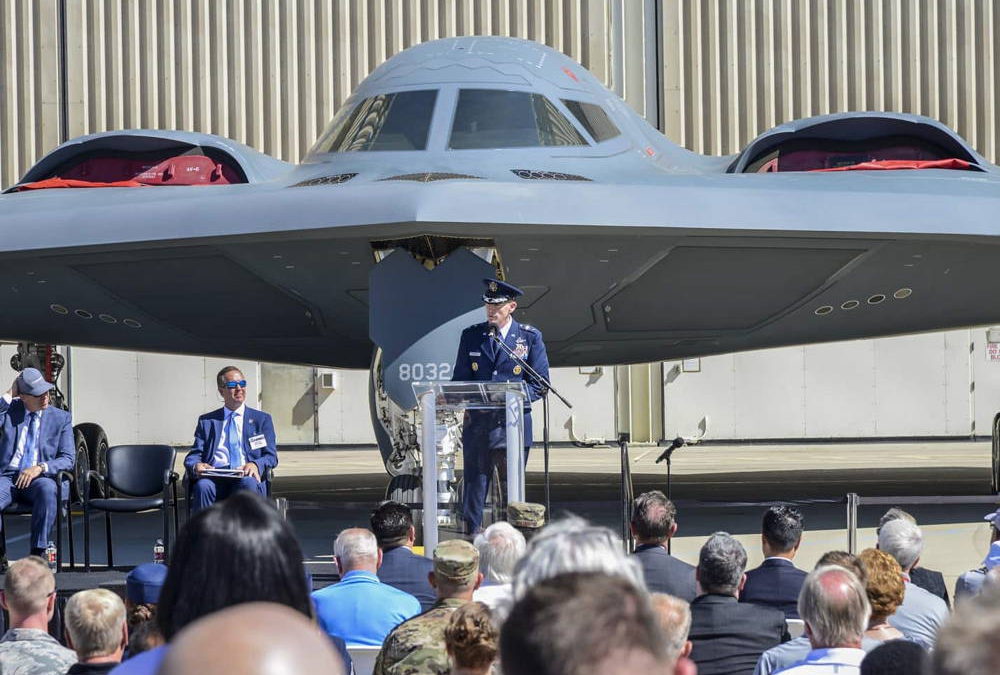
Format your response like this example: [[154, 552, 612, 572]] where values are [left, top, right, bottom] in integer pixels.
[[654, 437, 686, 554], [489, 328, 571, 518]]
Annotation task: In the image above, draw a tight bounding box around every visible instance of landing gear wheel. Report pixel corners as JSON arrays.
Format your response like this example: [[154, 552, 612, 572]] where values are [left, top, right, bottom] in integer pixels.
[[385, 473, 424, 541], [72, 428, 90, 503], [76, 423, 108, 480]]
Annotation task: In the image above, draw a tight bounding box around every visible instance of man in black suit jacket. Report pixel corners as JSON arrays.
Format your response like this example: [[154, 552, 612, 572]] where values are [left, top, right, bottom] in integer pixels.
[[740, 505, 808, 619], [689, 532, 788, 675], [370, 501, 435, 611], [629, 490, 697, 601]]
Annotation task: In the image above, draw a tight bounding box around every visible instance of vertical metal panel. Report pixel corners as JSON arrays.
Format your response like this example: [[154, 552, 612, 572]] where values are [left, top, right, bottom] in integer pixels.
[[0, 0, 61, 190], [662, 0, 1000, 162]]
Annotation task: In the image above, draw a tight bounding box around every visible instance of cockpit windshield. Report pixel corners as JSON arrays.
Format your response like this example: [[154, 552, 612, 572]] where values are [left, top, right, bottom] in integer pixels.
[[449, 89, 587, 149], [311, 90, 438, 153]]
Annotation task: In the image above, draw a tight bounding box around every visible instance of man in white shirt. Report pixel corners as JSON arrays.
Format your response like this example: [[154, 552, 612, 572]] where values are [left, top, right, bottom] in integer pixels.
[[776, 565, 870, 675], [183, 366, 278, 512]]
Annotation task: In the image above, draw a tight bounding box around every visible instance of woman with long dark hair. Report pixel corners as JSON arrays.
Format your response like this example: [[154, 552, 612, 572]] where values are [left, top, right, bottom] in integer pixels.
[[110, 491, 315, 674]]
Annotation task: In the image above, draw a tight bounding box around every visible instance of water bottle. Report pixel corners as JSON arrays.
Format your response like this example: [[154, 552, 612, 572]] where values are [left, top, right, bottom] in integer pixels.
[[44, 541, 56, 572], [153, 539, 165, 564]]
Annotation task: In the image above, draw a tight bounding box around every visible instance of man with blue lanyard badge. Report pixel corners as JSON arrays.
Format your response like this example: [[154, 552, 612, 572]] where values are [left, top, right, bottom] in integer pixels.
[[452, 279, 550, 536], [0, 368, 75, 563], [184, 366, 277, 513]]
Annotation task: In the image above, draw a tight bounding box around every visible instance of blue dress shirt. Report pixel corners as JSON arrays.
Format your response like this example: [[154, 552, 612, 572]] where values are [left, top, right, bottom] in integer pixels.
[[312, 570, 421, 646]]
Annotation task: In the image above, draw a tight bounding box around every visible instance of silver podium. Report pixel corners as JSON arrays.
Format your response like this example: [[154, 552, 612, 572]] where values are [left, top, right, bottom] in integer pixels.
[[412, 380, 529, 556]]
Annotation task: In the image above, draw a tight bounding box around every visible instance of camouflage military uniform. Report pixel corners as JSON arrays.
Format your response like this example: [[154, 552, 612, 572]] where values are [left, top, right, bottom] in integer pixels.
[[0, 627, 77, 675], [372, 597, 467, 675], [374, 539, 480, 675]]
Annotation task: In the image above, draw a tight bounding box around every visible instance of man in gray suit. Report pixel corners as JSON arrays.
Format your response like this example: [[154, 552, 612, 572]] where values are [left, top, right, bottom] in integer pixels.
[[629, 491, 697, 601]]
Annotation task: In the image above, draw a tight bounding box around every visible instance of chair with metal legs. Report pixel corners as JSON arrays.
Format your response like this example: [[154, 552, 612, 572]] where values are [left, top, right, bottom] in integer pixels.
[[0, 470, 76, 571], [83, 445, 179, 572]]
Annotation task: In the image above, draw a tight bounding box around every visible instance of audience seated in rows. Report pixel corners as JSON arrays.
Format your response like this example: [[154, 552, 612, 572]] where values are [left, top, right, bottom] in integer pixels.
[[856, 549, 908, 644], [502, 571, 675, 675], [740, 505, 808, 619], [374, 539, 483, 675], [629, 491, 697, 601], [371, 501, 436, 611], [472, 521, 526, 609], [123, 563, 166, 658], [877, 507, 949, 606], [778, 565, 870, 674], [688, 532, 788, 675], [954, 506, 1000, 604], [444, 601, 498, 675], [0, 555, 77, 674], [313, 527, 420, 646], [876, 518, 948, 648], [109, 491, 344, 675], [64, 589, 128, 674], [859, 640, 928, 675], [158, 602, 345, 675]]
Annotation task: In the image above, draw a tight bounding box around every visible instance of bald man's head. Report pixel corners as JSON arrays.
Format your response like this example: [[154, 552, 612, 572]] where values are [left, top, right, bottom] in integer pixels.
[[158, 603, 345, 675], [798, 565, 871, 649]]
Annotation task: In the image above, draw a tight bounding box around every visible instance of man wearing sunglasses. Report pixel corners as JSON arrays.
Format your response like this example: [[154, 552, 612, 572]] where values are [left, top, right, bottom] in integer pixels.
[[0, 368, 75, 562], [184, 366, 277, 512]]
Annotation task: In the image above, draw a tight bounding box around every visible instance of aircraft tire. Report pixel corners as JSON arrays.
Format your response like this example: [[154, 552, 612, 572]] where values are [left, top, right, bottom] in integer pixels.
[[76, 423, 109, 481], [71, 427, 90, 503]]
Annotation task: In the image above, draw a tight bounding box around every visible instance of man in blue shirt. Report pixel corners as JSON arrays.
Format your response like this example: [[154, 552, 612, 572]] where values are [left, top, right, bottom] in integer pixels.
[[312, 528, 420, 646]]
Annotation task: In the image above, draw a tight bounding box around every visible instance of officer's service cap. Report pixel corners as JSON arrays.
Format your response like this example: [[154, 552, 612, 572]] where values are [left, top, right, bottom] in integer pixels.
[[508, 502, 546, 529], [433, 539, 480, 584], [483, 278, 523, 304], [126, 562, 168, 604]]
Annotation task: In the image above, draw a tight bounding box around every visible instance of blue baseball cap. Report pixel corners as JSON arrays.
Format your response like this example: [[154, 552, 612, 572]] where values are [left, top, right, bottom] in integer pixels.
[[482, 278, 524, 304], [126, 563, 168, 604], [16, 368, 54, 397]]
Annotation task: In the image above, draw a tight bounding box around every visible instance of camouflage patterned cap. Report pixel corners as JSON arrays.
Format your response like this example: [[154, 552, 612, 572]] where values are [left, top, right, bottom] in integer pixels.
[[508, 501, 546, 529], [433, 539, 480, 584]]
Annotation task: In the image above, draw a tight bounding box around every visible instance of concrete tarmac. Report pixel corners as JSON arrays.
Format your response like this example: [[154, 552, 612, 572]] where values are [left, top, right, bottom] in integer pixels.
[[6, 439, 995, 598]]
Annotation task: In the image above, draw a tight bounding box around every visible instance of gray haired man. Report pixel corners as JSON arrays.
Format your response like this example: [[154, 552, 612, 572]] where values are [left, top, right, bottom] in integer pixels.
[[688, 533, 788, 675], [473, 521, 526, 609], [0, 556, 77, 674], [776, 566, 870, 674], [877, 518, 948, 648], [64, 588, 128, 673]]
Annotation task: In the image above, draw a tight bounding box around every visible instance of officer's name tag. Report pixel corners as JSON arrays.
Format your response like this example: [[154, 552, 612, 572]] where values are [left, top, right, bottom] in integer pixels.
[[469, 351, 481, 356], [248, 434, 267, 450]]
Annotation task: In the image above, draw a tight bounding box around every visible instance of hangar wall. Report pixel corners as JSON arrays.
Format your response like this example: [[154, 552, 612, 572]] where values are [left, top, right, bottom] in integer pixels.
[[2, 0, 999, 446]]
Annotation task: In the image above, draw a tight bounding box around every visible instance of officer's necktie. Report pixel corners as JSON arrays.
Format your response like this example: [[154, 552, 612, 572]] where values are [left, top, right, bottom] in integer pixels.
[[226, 413, 243, 469], [19, 412, 38, 470]]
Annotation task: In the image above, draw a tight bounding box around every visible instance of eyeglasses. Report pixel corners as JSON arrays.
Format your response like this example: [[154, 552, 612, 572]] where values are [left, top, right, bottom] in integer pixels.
[[222, 380, 248, 389]]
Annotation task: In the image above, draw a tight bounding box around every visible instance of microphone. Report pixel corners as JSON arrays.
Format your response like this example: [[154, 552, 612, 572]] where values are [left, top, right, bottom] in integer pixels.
[[487, 325, 498, 338]]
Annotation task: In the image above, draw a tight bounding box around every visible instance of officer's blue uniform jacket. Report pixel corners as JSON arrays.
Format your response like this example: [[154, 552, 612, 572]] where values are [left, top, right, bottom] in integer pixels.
[[452, 318, 549, 532]]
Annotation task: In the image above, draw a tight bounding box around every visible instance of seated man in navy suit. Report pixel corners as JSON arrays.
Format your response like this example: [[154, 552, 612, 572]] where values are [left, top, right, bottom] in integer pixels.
[[184, 366, 277, 513], [0, 368, 75, 560], [370, 501, 435, 611], [739, 505, 808, 619], [629, 490, 697, 601]]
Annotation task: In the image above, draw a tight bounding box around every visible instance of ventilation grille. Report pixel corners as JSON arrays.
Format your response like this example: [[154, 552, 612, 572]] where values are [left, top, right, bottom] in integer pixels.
[[380, 172, 482, 182], [289, 173, 357, 187], [511, 169, 591, 181]]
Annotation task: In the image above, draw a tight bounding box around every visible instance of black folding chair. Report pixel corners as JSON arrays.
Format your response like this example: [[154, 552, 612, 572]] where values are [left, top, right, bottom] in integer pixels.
[[83, 444, 179, 572], [1, 470, 76, 571]]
